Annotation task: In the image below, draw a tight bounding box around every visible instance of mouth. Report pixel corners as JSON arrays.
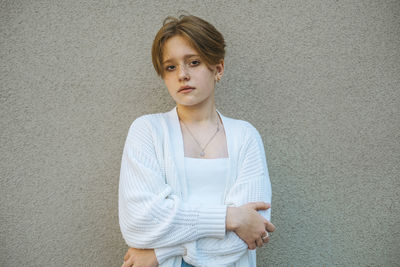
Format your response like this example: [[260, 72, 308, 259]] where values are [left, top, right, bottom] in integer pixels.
[[178, 86, 195, 92]]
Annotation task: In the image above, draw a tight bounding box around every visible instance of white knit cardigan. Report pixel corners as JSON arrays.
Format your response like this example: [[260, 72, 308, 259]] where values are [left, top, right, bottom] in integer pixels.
[[119, 106, 272, 267]]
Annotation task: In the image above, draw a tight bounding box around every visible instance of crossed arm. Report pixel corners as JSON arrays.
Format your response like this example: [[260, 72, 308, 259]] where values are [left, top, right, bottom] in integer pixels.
[[119, 118, 274, 266], [122, 204, 273, 267]]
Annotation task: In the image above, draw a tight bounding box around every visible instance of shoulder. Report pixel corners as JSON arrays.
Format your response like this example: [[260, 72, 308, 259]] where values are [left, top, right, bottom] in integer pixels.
[[128, 112, 165, 131], [224, 115, 262, 141], [126, 112, 165, 141]]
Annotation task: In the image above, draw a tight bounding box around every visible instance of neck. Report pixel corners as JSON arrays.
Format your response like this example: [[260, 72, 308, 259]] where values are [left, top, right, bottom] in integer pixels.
[[176, 101, 218, 125]]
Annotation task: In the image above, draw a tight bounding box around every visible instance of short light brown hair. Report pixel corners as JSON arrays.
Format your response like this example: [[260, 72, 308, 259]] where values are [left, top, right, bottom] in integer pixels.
[[151, 14, 226, 78]]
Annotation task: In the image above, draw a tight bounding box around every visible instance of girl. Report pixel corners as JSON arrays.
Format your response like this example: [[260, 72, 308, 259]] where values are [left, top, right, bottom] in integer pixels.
[[119, 14, 275, 267]]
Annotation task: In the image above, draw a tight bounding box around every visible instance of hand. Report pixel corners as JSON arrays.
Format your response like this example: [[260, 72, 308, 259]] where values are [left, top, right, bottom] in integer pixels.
[[226, 202, 275, 250], [122, 247, 159, 267]]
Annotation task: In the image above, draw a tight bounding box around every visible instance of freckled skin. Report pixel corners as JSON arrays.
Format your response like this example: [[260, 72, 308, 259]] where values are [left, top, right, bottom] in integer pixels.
[[162, 35, 221, 108]]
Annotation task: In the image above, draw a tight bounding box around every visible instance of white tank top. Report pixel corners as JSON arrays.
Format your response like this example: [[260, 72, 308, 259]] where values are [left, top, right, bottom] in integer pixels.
[[184, 156, 229, 205]]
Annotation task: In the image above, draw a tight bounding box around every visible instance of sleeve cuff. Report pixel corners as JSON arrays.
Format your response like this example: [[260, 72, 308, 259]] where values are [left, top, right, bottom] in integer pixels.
[[196, 205, 227, 239], [154, 246, 185, 265]]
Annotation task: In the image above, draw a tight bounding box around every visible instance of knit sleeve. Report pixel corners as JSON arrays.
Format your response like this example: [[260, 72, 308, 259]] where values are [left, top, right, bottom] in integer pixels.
[[156, 122, 272, 266], [118, 116, 227, 249], [224, 122, 272, 220]]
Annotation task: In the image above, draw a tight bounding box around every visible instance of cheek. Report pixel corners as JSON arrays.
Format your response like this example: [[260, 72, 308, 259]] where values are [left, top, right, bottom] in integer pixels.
[[164, 79, 177, 95], [163, 77, 173, 88], [196, 70, 215, 83], [203, 73, 216, 87]]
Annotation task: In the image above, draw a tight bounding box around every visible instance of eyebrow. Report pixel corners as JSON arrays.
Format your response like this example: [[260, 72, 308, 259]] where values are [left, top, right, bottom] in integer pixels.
[[162, 54, 199, 65]]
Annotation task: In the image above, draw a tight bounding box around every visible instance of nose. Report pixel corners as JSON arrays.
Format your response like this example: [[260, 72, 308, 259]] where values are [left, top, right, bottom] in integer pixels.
[[178, 64, 190, 81]]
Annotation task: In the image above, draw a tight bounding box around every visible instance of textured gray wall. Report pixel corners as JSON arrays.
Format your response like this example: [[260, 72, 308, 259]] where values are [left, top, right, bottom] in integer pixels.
[[1, 1, 399, 266]]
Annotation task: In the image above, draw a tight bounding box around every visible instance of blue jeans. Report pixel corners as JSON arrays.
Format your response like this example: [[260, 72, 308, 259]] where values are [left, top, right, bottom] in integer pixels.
[[181, 259, 195, 267]]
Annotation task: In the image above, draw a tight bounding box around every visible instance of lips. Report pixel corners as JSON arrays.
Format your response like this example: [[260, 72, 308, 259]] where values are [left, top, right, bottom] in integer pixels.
[[178, 85, 195, 92]]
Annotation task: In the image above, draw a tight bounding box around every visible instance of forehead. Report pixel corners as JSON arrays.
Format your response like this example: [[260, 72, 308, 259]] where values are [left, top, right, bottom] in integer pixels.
[[162, 35, 199, 62]]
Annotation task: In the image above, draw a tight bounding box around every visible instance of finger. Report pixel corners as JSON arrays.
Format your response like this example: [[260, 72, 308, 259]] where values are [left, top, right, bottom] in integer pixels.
[[256, 237, 263, 248], [248, 242, 257, 250], [264, 221, 276, 232], [262, 235, 270, 243], [124, 250, 130, 261], [251, 202, 270, 211], [123, 257, 134, 267]]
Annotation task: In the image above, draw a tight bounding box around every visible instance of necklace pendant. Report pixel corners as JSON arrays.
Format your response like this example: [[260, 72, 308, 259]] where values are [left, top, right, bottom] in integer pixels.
[[200, 151, 205, 157]]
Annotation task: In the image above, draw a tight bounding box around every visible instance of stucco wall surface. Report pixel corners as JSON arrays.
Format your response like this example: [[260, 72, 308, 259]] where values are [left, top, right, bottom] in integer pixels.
[[1, 1, 399, 266]]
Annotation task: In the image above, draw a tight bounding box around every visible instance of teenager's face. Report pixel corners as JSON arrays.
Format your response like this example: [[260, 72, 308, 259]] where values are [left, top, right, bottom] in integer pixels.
[[161, 35, 223, 107]]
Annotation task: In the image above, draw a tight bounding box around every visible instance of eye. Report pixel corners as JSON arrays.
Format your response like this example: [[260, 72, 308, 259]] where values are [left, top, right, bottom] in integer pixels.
[[165, 65, 175, 71], [190, 60, 200, 66]]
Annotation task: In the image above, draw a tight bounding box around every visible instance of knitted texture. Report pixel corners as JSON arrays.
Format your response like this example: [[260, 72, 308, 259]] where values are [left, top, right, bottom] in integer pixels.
[[119, 106, 271, 267]]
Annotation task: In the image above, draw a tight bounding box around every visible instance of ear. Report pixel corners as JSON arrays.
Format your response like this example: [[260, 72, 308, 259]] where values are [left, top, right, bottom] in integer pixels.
[[214, 59, 224, 82]]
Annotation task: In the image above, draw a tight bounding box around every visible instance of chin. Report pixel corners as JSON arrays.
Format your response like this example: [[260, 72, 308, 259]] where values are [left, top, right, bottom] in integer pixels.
[[173, 94, 212, 106], [176, 101, 197, 107]]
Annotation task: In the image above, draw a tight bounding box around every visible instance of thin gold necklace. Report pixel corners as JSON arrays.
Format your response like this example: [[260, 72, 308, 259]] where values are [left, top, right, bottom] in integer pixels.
[[177, 107, 220, 158]]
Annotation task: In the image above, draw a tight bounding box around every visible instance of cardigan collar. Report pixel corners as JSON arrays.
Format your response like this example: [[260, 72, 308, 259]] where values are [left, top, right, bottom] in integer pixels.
[[166, 106, 234, 200]]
